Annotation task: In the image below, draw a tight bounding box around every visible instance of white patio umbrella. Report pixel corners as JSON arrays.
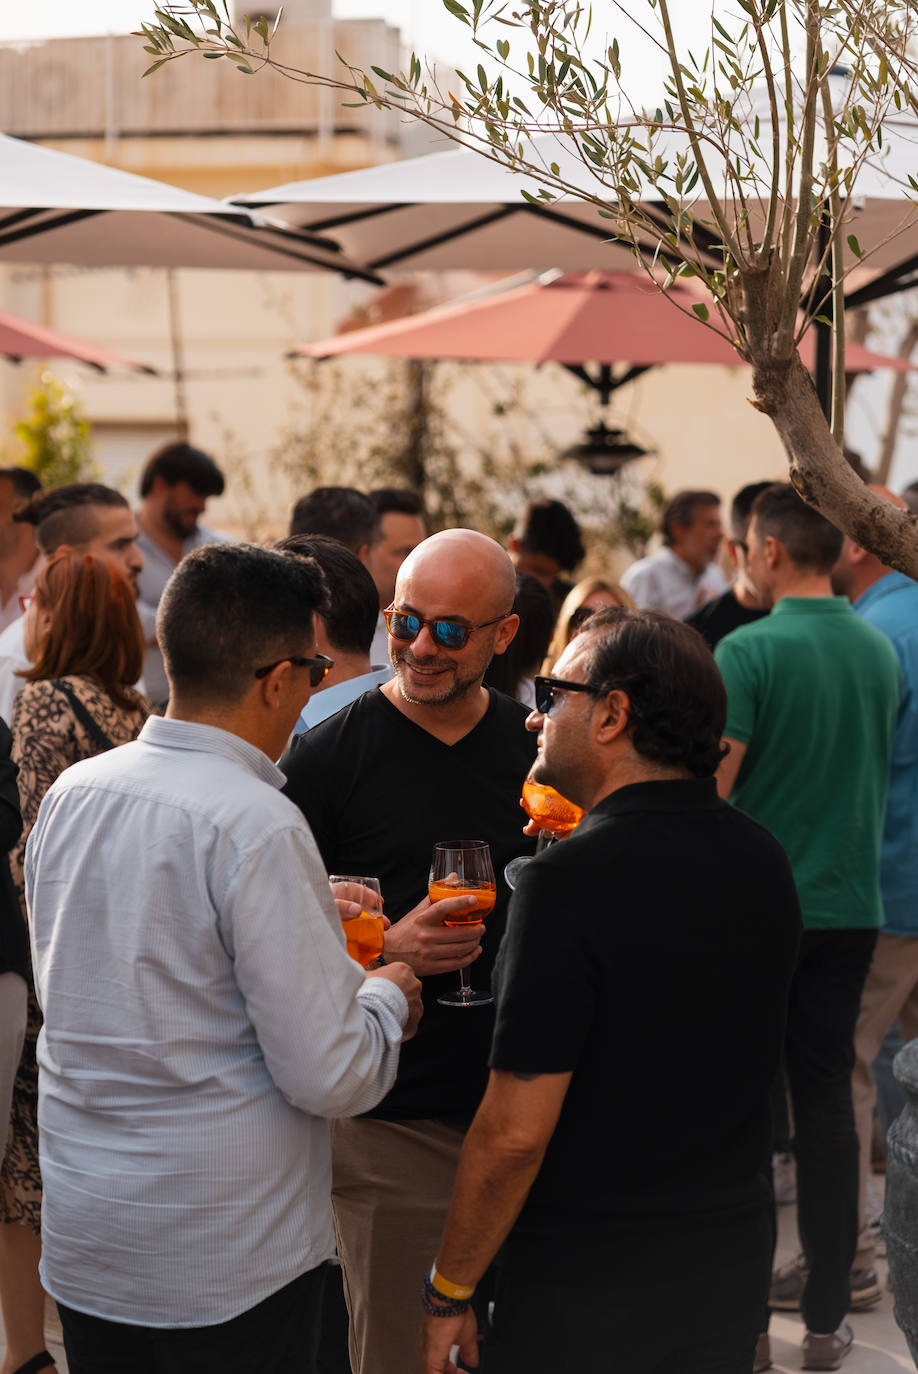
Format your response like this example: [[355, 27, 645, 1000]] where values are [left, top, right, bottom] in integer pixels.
[[0, 133, 380, 280], [231, 136, 658, 274], [231, 84, 918, 293]]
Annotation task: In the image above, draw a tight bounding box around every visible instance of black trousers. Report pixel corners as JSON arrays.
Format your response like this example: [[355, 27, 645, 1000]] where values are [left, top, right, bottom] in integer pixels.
[[481, 1207, 772, 1373], [58, 1263, 328, 1374], [779, 927, 878, 1334]]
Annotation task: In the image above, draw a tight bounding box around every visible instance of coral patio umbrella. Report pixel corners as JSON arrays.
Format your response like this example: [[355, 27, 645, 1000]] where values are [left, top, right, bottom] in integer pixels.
[[290, 270, 916, 388], [0, 309, 156, 373]]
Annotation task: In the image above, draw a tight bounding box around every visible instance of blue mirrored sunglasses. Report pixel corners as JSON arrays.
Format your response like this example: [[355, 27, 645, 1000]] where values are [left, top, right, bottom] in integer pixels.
[[384, 608, 511, 651]]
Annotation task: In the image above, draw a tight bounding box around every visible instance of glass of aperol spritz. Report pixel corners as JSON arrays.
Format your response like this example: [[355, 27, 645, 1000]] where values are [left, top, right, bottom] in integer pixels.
[[504, 778, 584, 888], [329, 875, 386, 967], [429, 840, 497, 1008]]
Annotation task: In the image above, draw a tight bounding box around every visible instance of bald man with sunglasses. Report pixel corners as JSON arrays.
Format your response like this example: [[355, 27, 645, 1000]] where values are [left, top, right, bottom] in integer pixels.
[[281, 530, 538, 1374]]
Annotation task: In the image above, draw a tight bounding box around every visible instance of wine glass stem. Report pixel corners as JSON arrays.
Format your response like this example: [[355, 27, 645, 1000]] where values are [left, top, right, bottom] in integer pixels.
[[535, 828, 558, 853], [457, 963, 473, 998]]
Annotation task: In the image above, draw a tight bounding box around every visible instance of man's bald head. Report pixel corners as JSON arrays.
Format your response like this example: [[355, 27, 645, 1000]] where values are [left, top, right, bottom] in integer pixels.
[[389, 529, 519, 711], [396, 530, 517, 616]]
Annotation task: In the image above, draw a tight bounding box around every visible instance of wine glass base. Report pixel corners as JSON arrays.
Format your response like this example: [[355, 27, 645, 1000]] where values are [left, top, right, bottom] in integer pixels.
[[437, 988, 494, 1008]]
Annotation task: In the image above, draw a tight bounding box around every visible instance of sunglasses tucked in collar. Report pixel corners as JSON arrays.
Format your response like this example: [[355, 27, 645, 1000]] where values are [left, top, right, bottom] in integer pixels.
[[384, 607, 513, 651]]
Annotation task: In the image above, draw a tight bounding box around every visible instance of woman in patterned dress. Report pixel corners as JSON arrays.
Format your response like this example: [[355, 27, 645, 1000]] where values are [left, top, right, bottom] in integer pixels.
[[0, 553, 147, 1374]]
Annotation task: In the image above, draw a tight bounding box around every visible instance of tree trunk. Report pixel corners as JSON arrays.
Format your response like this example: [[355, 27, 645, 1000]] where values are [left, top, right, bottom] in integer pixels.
[[735, 258, 918, 573], [751, 349, 918, 575]]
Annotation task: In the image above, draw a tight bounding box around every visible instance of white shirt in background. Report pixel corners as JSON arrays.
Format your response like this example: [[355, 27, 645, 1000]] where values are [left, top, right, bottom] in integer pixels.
[[621, 546, 728, 620]]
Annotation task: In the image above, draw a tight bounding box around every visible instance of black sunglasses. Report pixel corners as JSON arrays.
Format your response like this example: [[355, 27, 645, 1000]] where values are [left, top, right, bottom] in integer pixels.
[[384, 607, 512, 651], [254, 653, 333, 685], [534, 675, 605, 715]]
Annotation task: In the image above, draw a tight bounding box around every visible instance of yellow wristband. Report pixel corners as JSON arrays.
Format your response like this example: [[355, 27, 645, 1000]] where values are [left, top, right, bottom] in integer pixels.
[[429, 1264, 475, 1302]]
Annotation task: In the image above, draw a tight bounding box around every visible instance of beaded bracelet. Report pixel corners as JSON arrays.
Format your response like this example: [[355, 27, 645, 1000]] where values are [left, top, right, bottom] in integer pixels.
[[422, 1274, 470, 1317]]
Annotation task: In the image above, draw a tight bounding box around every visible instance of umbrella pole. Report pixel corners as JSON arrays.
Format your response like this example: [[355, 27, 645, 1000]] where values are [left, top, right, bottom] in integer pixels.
[[167, 268, 189, 438], [813, 217, 832, 422]]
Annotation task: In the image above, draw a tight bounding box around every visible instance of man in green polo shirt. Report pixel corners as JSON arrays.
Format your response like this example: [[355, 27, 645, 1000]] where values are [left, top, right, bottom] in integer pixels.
[[715, 482, 900, 1374]]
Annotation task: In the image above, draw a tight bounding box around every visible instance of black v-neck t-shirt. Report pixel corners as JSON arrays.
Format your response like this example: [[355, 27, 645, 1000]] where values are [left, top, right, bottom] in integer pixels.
[[281, 686, 538, 1122]]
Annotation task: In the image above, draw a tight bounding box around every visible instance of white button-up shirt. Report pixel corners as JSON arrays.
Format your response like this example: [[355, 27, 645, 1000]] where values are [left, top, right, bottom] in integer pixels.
[[621, 546, 728, 620], [27, 715, 407, 1328]]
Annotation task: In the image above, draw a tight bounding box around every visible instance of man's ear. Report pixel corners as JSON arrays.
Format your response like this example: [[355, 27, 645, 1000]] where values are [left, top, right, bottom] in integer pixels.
[[763, 534, 782, 570], [492, 613, 520, 657], [594, 688, 632, 744], [257, 660, 293, 712]]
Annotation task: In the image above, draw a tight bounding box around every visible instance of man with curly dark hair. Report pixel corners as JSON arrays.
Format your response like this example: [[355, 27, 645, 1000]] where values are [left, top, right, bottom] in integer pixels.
[[419, 607, 801, 1374]]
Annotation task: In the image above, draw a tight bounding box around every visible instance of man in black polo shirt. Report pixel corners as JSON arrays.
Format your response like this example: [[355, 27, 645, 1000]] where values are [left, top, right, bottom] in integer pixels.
[[281, 530, 537, 1374], [419, 608, 801, 1374]]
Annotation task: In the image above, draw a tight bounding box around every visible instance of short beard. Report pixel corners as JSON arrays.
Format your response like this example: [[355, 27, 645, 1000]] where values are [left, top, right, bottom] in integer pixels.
[[393, 650, 479, 708], [163, 509, 197, 541]]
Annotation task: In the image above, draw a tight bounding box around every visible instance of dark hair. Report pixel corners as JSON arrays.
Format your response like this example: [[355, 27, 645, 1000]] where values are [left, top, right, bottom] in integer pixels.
[[370, 488, 424, 521], [289, 486, 376, 553], [0, 467, 42, 504], [484, 573, 555, 699], [661, 490, 721, 545], [139, 442, 225, 499], [577, 608, 728, 778], [24, 553, 144, 709], [512, 499, 585, 573], [729, 481, 775, 541], [14, 483, 129, 555], [158, 543, 327, 704], [275, 534, 378, 657], [750, 482, 843, 573]]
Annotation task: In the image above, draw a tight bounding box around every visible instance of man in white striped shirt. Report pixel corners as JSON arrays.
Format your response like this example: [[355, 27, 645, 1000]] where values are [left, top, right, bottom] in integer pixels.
[[26, 543, 422, 1374]]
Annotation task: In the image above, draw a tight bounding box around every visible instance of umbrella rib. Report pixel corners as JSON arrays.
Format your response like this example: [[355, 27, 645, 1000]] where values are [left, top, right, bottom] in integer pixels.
[[844, 251, 918, 309], [168, 213, 384, 284], [368, 206, 520, 268], [0, 207, 53, 233], [563, 362, 653, 397], [270, 203, 412, 233], [519, 201, 718, 270], [0, 207, 100, 246]]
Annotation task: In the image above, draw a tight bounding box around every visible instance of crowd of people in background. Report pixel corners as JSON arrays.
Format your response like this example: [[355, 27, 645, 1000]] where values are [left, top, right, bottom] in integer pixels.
[[0, 449, 913, 1374]]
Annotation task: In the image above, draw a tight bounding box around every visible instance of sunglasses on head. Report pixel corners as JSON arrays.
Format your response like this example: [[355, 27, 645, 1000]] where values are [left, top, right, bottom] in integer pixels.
[[254, 653, 334, 685], [384, 608, 512, 651]]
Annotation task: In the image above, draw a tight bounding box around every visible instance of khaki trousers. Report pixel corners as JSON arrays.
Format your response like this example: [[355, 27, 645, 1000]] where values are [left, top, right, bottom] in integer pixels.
[[852, 932, 918, 1268], [331, 1117, 464, 1374]]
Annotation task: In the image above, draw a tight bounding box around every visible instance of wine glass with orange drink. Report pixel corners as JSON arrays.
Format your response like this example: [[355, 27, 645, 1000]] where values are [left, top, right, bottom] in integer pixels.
[[504, 778, 585, 888], [429, 840, 497, 1007]]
